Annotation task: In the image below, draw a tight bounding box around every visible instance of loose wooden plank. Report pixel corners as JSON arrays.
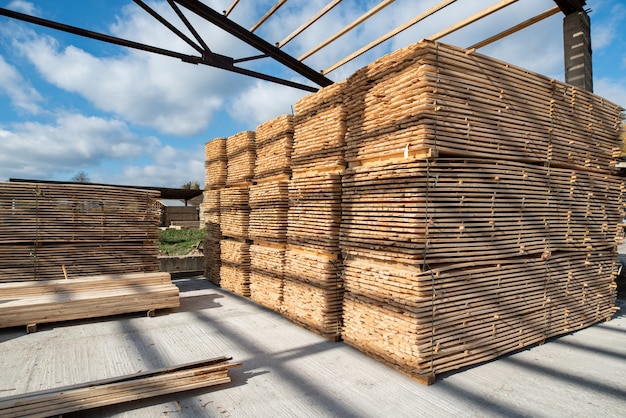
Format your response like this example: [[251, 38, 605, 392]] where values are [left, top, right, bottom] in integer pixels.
[[0, 357, 240, 418]]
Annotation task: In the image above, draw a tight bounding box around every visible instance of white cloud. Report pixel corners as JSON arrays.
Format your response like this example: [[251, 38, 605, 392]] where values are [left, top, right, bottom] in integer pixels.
[[0, 55, 43, 114], [10, 4, 253, 137], [228, 80, 307, 126], [117, 147, 205, 188], [0, 113, 160, 181], [6, 0, 38, 15], [594, 77, 626, 110]]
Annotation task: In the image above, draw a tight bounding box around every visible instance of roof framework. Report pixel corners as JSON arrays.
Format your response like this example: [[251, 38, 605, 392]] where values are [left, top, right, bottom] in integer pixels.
[[0, 0, 586, 92]]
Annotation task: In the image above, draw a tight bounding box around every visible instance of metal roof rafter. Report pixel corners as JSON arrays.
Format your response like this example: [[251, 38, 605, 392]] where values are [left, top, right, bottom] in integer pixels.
[[0, 3, 331, 92]]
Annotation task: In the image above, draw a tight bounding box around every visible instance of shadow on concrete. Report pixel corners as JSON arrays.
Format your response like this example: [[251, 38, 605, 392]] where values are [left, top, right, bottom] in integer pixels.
[[500, 355, 626, 401], [435, 378, 529, 418], [174, 293, 224, 313], [191, 306, 361, 418]]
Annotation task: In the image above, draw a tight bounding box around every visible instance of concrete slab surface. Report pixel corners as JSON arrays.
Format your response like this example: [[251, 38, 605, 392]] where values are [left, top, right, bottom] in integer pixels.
[[1, 277, 625, 417]]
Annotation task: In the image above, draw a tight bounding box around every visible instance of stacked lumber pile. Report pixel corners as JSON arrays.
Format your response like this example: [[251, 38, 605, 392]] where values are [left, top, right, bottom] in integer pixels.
[[254, 114, 294, 181], [0, 272, 179, 329], [291, 82, 347, 177], [341, 159, 623, 265], [282, 83, 347, 340], [0, 357, 240, 417], [219, 239, 251, 297], [204, 238, 221, 285], [338, 40, 623, 383], [218, 187, 251, 296], [204, 137, 227, 189], [219, 188, 250, 240], [0, 182, 160, 282], [343, 40, 622, 171], [226, 131, 256, 186], [249, 181, 289, 243], [282, 247, 344, 339], [202, 137, 228, 283], [249, 243, 285, 312], [201, 189, 221, 240], [248, 115, 294, 309]]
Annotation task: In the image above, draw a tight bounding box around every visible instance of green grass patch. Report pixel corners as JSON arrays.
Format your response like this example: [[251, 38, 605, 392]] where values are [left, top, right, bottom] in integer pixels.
[[159, 228, 207, 256]]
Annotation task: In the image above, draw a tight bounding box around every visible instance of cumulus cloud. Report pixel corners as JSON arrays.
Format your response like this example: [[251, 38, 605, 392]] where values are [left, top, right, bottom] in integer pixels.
[[6, 0, 38, 15], [9, 3, 252, 137], [594, 77, 626, 109], [0, 55, 44, 114], [0, 113, 160, 181], [228, 80, 307, 127], [117, 146, 205, 188]]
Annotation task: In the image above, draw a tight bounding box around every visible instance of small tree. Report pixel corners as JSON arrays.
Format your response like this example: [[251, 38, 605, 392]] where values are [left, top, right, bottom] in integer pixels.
[[181, 180, 200, 190], [71, 171, 90, 183]]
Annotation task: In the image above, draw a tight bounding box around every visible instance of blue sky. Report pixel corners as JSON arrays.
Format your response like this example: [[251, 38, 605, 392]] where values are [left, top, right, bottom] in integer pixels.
[[1, 0, 625, 188]]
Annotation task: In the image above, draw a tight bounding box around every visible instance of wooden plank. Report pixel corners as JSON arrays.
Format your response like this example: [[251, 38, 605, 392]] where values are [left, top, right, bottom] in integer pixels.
[[0, 357, 240, 418]]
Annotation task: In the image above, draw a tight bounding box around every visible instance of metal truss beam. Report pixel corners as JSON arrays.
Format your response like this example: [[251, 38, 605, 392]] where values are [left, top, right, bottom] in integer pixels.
[[0, 3, 331, 92]]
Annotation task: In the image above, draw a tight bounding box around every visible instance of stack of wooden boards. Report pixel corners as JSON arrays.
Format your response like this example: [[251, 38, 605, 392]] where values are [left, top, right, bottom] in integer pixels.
[[202, 138, 227, 285], [0, 357, 239, 417], [248, 116, 293, 311], [0, 272, 180, 330], [0, 182, 160, 282], [211, 131, 256, 295], [280, 83, 347, 340], [337, 40, 623, 383], [202, 40, 623, 382]]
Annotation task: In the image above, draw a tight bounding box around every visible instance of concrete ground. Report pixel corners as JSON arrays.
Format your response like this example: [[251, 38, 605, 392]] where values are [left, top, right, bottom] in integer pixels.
[[0, 276, 625, 418]]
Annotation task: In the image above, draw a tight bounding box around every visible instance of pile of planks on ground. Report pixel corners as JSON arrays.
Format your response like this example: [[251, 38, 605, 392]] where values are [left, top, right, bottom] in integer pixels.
[[201, 138, 227, 285], [0, 182, 160, 282], [248, 115, 293, 311], [0, 272, 180, 330], [0, 357, 239, 417], [338, 40, 624, 383], [281, 83, 347, 340]]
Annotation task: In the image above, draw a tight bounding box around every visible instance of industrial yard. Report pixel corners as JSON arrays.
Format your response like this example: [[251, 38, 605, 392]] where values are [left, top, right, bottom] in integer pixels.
[[0, 277, 624, 417], [1, 1, 625, 416]]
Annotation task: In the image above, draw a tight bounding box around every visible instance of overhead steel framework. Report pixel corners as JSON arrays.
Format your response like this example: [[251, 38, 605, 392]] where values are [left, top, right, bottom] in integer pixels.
[[0, 0, 587, 92]]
